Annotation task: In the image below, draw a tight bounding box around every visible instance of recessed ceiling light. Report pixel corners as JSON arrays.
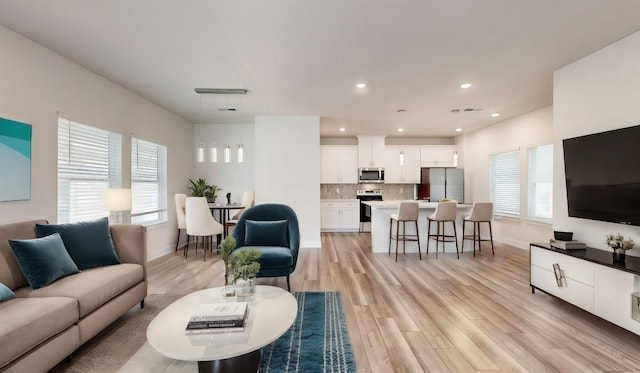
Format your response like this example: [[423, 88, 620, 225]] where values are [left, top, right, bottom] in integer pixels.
[[356, 83, 367, 89], [455, 128, 462, 132], [491, 112, 501, 117], [398, 128, 404, 132], [339, 127, 346, 132], [460, 83, 472, 89]]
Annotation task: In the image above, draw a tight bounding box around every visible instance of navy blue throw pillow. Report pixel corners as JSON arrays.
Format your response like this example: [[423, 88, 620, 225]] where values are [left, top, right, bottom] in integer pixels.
[[35, 217, 120, 270], [244, 220, 289, 247], [8, 233, 80, 289]]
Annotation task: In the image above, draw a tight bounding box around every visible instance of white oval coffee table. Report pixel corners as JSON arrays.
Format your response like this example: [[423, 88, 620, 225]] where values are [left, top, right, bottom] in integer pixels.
[[146, 285, 297, 373]]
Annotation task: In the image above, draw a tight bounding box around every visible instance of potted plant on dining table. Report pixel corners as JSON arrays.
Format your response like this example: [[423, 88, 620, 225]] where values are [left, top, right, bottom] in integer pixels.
[[188, 178, 222, 203]]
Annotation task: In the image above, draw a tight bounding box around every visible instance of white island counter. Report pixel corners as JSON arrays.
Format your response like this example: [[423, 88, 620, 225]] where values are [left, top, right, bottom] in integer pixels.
[[363, 200, 473, 254]]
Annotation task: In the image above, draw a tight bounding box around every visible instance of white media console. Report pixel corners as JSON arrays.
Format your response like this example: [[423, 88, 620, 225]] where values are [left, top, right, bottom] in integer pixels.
[[530, 243, 640, 335]]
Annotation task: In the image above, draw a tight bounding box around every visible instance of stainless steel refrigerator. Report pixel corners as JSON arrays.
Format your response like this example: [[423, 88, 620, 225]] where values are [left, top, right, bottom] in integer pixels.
[[420, 168, 464, 202]]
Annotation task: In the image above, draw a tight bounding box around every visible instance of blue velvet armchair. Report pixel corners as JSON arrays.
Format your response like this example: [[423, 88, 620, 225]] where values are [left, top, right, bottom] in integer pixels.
[[230, 203, 300, 291]]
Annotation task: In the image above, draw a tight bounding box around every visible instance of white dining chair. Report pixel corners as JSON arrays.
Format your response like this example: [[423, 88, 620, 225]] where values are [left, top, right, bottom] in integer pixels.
[[388, 202, 421, 262], [225, 191, 255, 236], [426, 201, 460, 259], [462, 202, 494, 256], [174, 194, 187, 252], [185, 197, 223, 261]]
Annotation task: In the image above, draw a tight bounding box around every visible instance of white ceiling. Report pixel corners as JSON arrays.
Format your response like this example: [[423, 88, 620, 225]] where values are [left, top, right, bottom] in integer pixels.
[[1, 1, 640, 138]]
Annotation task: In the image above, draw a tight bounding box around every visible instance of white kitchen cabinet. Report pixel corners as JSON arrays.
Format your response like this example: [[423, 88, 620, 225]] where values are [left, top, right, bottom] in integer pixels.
[[321, 146, 358, 184], [321, 200, 359, 231], [384, 146, 420, 183], [420, 145, 457, 167], [358, 135, 385, 168], [530, 243, 640, 335]]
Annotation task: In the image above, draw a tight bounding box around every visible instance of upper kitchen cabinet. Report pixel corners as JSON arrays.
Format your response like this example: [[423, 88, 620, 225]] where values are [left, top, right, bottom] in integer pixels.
[[420, 145, 457, 168], [384, 146, 420, 183], [321, 145, 358, 184], [357, 135, 385, 168]]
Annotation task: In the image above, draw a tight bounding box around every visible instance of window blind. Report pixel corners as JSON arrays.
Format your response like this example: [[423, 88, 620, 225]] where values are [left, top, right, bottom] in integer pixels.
[[57, 118, 122, 223], [489, 150, 520, 217], [131, 137, 167, 224], [527, 144, 553, 221]]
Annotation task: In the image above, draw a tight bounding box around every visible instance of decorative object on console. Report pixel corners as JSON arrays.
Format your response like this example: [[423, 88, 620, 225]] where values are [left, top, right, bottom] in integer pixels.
[[606, 233, 634, 263]]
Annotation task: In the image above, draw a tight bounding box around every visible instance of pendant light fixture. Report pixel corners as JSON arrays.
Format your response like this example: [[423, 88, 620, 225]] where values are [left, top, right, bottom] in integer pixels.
[[237, 143, 244, 163], [210, 143, 218, 162], [197, 143, 204, 163], [224, 144, 231, 163]]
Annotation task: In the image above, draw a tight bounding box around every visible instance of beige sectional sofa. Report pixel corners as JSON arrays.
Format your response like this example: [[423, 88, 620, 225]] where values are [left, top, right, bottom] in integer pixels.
[[0, 220, 147, 372]]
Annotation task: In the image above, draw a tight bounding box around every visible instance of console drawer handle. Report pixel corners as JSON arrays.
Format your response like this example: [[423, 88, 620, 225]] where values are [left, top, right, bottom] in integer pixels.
[[552, 263, 565, 287]]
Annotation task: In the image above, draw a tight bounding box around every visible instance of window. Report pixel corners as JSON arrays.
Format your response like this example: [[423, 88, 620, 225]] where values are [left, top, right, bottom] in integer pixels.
[[131, 137, 167, 225], [528, 144, 553, 222], [58, 118, 122, 223], [489, 150, 520, 217]]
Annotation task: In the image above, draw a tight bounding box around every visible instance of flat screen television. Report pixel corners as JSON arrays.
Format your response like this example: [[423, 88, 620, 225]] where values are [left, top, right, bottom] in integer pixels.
[[563, 124, 640, 226]]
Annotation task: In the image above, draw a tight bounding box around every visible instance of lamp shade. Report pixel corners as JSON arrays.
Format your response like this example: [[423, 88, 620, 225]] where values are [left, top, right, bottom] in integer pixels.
[[102, 188, 132, 211]]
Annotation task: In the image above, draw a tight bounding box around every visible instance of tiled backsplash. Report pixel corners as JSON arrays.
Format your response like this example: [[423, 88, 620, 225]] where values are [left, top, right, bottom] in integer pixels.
[[320, 184, 416, 201]]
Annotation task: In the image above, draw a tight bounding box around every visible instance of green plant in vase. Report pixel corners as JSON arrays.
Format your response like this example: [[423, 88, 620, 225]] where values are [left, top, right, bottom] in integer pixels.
[[230, 248, 261, 285], [219, 236, 236, 285], [188, 178, 222, 203]]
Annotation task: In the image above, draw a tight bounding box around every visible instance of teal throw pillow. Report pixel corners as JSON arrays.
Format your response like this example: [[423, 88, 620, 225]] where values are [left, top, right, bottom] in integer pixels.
[[0, 282, 14, 302], [244, 220, 289, 247], [35, 217, 120, 270], [8, 233, 80, 289]]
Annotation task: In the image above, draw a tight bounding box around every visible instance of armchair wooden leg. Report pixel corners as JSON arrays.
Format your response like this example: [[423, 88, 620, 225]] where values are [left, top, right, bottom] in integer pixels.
[[286, 276, 291, 292], [140, 299, 145, 309]]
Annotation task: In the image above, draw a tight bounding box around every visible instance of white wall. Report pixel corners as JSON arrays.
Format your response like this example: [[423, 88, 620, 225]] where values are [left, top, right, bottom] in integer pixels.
[[255, 116, 321, 248], [554, 30, 640, 256], [461, 106, 554, 249], [0, 25, 194, 260], [194, 123, 255, 203]]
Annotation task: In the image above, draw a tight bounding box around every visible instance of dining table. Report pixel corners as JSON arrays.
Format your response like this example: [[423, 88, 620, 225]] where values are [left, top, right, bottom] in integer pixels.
[[208, 203, 245, 238]]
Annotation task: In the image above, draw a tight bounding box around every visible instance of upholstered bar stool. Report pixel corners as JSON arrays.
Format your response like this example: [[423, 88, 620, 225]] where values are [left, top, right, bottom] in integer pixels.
[[462, 202, 494, 256], [426, 201, 460, 259], [388, 202, 421, 262]]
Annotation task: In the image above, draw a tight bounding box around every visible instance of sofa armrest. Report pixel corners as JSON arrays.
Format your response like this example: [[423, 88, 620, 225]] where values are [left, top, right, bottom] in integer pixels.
[[110, 225, 147, 268]]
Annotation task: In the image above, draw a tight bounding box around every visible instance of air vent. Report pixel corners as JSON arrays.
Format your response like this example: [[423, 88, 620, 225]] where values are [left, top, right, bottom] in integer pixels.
[[451, 108, 483, 113]]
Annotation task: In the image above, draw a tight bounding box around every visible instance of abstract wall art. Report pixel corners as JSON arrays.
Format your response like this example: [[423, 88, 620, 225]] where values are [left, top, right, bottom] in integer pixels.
[[0, 117, 32, 201]]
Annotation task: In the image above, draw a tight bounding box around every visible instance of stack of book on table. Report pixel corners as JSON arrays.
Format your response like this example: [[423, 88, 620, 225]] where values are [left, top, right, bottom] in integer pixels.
[[549, 239, 587, 250], [185, 301, 248, 334]]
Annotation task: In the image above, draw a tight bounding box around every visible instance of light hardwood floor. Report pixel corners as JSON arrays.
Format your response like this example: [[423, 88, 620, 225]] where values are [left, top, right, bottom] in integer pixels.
[[149, 233, 640, 372]]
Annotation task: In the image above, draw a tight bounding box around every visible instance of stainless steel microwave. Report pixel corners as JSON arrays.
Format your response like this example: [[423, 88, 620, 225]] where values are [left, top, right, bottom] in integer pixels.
[[358, 168, 384, 183]]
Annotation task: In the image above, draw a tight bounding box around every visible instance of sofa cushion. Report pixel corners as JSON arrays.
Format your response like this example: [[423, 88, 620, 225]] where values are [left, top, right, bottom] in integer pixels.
[[0, 283, 14, 302], [35, 217, 120, 270], [0, 296, 78, 368], [8, 233, 80, 289], [14, 263, 143, 318], [236, 246, 293, 268], [244, 220, 289, 247]]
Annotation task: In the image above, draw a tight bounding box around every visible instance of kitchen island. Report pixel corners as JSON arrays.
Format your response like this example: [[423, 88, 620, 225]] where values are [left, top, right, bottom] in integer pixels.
[[363, 200, 473, 254]]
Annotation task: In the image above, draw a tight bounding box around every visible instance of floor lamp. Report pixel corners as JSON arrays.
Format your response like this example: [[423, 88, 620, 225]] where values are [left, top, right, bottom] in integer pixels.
[[102, 188, 132, 224]]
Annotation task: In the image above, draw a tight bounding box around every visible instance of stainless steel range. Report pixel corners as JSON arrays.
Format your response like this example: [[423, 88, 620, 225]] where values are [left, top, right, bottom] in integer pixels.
[[356, 189, 383, 232]]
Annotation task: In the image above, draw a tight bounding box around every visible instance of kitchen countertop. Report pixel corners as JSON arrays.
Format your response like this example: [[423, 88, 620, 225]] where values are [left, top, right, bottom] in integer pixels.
[[363, 200, 472, 209], [321, 198, 359, 202]]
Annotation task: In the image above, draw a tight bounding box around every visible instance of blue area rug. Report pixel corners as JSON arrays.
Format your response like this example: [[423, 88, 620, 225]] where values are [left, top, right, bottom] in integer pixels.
[[259, 291, 355, 372]]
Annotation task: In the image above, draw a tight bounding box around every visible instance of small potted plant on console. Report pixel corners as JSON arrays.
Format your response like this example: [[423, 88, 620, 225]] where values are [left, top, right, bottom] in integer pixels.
[[606, 233, 634, 263]]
